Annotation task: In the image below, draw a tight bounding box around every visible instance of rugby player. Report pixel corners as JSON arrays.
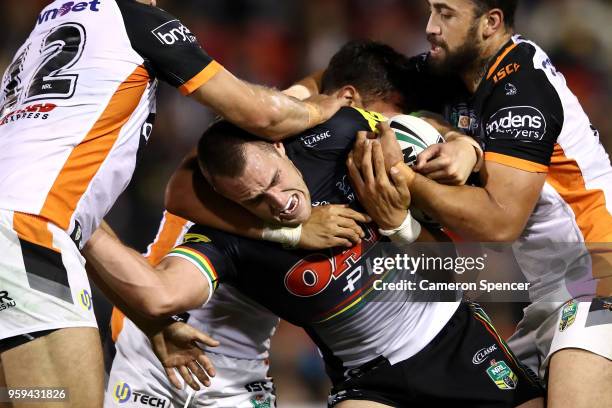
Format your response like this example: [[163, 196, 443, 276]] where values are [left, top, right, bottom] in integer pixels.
[[105, 204, 371, 408], [354, 1, 612, 406], [0, 0, 345, 406], [86, 41, 544, 407]]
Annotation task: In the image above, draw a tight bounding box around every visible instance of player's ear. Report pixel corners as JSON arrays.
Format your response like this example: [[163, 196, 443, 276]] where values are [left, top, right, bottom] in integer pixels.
[[337, 85, 360, 107], [482, 8, 504, 38], [273, 142, 286, 157]]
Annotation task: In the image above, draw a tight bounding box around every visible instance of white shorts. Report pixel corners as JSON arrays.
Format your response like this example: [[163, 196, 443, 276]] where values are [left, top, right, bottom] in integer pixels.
[[105, 320, 276, 408], [507, 298, 612, 379], [0, 209, 97, 341]]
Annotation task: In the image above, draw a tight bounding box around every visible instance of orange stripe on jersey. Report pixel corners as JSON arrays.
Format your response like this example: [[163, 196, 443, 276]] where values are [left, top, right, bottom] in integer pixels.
[[179, 61, 222, 96], [486, 43, 518, 80], [39, 66, 150, 230], [485, 152, 548, 173], [12, 212, 57, 252], [546, 144, 612, 242], [145, 211, 190, 266], [110, 307, 126, 343]]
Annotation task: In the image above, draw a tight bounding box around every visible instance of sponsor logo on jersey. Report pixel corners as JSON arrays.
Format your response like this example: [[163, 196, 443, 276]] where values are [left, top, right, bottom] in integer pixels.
[[449, 103, 479, 136], [559, 300, 578, 332], [183, 233, 211, 244], [250, 395, 272, 408], [301, 130, 332, 147], [472, 344, 498, 365], [0, 103, 57, 126], [151, 20, 197, 45], [37, 0, 100, 25], [245, 380, 274, 393], [505, 83, 518, 96], [113, 381, 168, 407], [0, 290, 17, 312], [485, 106, 547, 141], [113, 382, 132, 404], [335, 175, 355, 203], [486, 359, 518, 390], [79, 289, 92, 311], [492, 62, 520, 83]]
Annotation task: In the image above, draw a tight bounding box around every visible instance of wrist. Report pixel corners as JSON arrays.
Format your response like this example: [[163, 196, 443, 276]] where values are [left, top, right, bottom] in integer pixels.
[[378, 211, 422, 244], [261, 224, 303, 248], [305, 101, 322, 127], [448, 133, 484, 173], [394, 162, 416, 188]]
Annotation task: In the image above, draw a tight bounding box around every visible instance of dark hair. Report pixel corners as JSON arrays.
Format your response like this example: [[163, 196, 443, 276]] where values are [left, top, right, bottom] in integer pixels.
[[321, 39, 411, 108], [471, 0, 518, 28], [197, 121, 276, 179]]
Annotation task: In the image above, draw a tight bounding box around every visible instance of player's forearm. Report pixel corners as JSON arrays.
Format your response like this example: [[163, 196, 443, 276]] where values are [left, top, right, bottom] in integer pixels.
[[86, 261, 170, 337], [192, 69, 320, 141], [409, 173, 524, 242], [83, 229, 179, 319]]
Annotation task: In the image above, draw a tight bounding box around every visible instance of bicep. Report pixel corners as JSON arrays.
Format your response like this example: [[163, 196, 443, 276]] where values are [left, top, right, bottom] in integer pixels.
[[156, 256, 211, 311], [480, 160, 546, 228]]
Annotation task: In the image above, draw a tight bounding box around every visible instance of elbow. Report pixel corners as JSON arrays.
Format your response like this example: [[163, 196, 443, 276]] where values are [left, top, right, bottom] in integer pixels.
[[482, 223, 523, 243], [140, 291, 181, 320], [245, 107, 285, 141]]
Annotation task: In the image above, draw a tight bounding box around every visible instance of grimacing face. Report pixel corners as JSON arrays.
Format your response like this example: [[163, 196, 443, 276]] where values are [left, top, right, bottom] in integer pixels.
[[211, 143, 312, 227], [426, 0, 484, 74]]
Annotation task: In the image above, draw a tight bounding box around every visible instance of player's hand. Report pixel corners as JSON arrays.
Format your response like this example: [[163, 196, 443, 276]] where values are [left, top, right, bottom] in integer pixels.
[[413, 134, 478, 185], [347, 140, 413, 230], [299, 204, 371, 249], [305, 93, 350, 126], [353, 122, 404, 173], [150, 321, 220, 391]]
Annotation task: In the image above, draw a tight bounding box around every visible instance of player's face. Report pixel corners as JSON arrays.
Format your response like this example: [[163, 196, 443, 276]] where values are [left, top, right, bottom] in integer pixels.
[[213, 143, 311, 226], [426, 0, 484, 74]]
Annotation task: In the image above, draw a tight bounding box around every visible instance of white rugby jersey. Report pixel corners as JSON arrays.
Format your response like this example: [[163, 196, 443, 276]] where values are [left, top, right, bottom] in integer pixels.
[[111, 211, 279, 361], [0, 0, 221, 247], [470, 35, 612, 298]]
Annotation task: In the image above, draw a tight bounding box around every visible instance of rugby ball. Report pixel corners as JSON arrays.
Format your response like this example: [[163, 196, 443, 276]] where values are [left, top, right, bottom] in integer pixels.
[[388, 114, 444, 225], [389, 114, 445, 167]]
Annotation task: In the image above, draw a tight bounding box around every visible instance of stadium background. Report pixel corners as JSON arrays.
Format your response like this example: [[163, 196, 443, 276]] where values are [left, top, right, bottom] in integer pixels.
[[2, 1, 611, 406]]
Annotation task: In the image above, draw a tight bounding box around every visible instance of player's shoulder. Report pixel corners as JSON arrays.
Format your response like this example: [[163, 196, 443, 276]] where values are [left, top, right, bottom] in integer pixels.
[[181, 224, 240, 250], [115, 0, 181, 31], [324, 106, 385, 133], [487, 36, 553, 86]]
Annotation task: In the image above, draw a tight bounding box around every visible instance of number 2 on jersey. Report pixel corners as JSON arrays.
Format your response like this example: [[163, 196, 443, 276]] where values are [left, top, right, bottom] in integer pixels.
[[0, 22, 85, 113]]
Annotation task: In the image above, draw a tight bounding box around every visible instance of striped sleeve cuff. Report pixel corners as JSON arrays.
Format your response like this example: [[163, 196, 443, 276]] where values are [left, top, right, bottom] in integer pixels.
[[179, 61, 223, 96], [165, 246, 219, 304]]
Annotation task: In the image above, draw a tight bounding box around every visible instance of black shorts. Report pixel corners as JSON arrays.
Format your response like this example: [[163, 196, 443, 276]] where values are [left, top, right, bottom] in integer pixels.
[[328, 302, 544, 407], [0, 329, 58, 354]]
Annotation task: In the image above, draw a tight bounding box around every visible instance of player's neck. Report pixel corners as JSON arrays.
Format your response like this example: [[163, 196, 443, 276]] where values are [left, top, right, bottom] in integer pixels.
[[462, 31, 514, 93]]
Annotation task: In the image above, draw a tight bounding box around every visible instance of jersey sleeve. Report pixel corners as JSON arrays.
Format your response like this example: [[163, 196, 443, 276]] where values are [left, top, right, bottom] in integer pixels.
[[164, 225, 238, 304], [116, 0, 221, 95], [480, 47, 564, 173]]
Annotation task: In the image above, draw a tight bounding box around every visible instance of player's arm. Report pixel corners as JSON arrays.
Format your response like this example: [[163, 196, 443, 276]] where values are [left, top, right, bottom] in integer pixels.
[[83, 227, 212, 319], [409, 111, 483, 185], [347, 131, 436, 243], [370, 65, 561, 241], [118, 2, 343, 140]]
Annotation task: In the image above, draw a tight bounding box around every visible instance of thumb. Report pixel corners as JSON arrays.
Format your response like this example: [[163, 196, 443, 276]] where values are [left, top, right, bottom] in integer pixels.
[[191, 328, 220, 348]]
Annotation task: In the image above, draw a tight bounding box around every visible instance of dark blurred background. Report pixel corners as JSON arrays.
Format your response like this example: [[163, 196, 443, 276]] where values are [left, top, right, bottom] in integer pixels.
[[2, 1, 611, 406]]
